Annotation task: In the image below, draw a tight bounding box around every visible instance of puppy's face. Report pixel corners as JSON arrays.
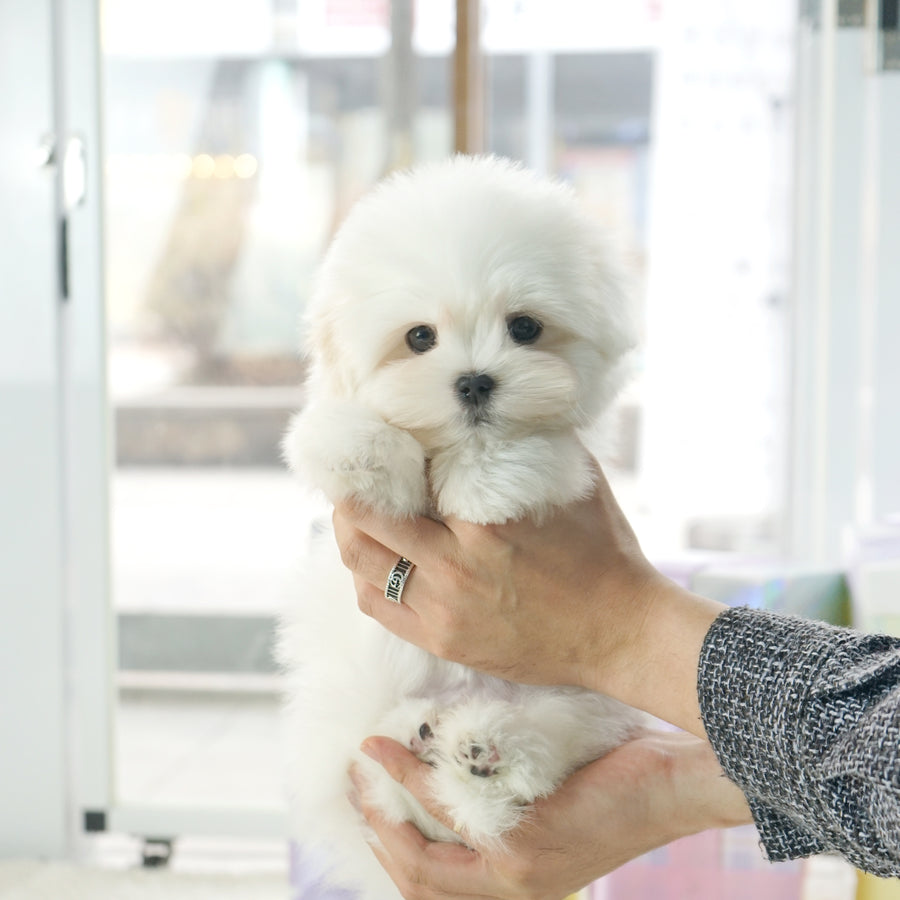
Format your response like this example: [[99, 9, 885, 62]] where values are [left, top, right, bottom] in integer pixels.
[[306, 157, 635, 454]]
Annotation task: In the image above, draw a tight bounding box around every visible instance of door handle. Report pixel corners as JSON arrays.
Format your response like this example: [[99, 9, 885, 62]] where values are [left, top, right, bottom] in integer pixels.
[[62, 135, 87, 213], [36, 133, 57, 170]]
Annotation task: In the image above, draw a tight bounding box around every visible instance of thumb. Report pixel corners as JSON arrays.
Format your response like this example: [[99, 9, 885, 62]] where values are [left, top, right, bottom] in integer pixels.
[[361, 737, 460, 836]]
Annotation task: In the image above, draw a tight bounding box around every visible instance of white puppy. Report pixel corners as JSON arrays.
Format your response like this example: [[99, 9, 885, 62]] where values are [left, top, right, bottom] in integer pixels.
[[280, 155, 643, 900]]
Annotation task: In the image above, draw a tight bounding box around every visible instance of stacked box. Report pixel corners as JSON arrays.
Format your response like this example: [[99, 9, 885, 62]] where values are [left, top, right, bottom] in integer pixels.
[[289, 844, 358, 900], [690, 563, 851, 626], [846, 521, 900, 635], [845, 523, 900, 900], [593, 827, 804, 900], [654, 552, 740, 589]]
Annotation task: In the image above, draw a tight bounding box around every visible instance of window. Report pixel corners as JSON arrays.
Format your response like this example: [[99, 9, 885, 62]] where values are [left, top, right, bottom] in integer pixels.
[[99, 0, 797, 846]]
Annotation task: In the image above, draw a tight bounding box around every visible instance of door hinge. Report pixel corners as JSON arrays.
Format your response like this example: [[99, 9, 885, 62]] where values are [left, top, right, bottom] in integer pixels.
[[839, 0, 866, 27], [881, 0, 900, 69], [801, 0, 872, 29]]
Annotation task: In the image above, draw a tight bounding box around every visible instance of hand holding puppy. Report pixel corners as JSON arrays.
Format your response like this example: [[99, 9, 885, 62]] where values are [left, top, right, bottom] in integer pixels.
[[333, 463, 726, 737], [348, 730, 751, 900]]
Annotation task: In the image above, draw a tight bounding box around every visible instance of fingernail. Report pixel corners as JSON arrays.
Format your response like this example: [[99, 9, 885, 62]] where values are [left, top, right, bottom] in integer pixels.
[[359, 739, 381, 764], [347, 764, 366, 797], [346, 788, 362, 813]]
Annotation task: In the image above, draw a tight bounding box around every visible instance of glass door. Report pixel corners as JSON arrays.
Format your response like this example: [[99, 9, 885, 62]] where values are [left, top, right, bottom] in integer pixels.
[[100, 0, 454, 850], [96, 0, 808, 862]]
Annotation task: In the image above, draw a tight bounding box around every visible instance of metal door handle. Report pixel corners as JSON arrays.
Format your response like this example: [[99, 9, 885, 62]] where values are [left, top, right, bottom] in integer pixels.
[[36, 133, 57, 170], [62, 135, 87, 212]]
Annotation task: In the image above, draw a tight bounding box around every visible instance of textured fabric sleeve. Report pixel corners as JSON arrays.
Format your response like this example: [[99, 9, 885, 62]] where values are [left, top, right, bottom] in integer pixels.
[[697, 606, 900, 877]]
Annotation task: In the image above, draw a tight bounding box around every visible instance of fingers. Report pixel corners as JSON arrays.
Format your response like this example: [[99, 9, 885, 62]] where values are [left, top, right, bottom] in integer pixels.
[[350, 749, 497, 900], [333, 508, 423, 621], [360, 738, 461, 836], [351, 572, 419, 630], [334, 500, 452, 570], [333, 502, 454, 638], [333, 507, 407, 591], [362, 808, 490, 900]]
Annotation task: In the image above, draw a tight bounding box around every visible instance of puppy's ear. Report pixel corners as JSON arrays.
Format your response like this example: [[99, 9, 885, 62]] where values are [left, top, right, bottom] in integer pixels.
[[596, 261, 639, 359], [310, 313, 340, 375], [306, 304, 356, 399]]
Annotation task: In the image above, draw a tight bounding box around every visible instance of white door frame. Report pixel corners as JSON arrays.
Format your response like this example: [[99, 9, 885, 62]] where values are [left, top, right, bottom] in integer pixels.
[[58, 0, 116, 840], [0, 0, 75, 858], [788, 0, 900, 562], [0, 0, 113, 857], [868, 3, 900, 522]]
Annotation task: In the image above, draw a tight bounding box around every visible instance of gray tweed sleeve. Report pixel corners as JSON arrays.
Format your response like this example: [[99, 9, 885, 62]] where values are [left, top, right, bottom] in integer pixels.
[[697, 606, 900, 877]]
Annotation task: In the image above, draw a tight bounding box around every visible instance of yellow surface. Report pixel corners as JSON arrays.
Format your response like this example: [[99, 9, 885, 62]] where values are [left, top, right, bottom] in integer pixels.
[[857, 873, 900, 899]]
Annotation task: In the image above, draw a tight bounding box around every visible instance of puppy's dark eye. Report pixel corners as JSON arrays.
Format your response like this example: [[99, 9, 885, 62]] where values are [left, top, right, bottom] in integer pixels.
[[507, 315, 543, 345], [406, 325, 437, 353]]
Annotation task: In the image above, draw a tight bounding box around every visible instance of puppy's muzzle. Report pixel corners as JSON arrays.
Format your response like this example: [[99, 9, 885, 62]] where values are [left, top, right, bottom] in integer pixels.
[[455, 373, 495, 413]]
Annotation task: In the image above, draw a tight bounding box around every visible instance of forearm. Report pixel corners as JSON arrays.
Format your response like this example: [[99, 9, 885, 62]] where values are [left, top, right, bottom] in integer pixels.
[[583, 572, 726, 737]]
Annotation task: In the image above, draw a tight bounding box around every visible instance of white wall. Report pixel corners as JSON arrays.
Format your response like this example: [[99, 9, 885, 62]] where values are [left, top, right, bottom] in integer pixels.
[[0, 0, 70, 858]]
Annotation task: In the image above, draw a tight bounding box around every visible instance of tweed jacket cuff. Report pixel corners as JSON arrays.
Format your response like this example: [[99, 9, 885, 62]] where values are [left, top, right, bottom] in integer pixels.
[[697, 606, 900, 877]]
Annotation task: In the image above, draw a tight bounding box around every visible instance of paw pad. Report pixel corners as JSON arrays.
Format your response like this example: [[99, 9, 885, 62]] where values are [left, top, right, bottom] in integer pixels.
[[457, 743, 501, 778]]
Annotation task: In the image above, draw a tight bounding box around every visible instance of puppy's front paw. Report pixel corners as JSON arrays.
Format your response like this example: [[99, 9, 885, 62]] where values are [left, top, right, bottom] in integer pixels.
[[431, 435, 594, 524], [284, 403, 427, 516], [377, 698, 443, 767]]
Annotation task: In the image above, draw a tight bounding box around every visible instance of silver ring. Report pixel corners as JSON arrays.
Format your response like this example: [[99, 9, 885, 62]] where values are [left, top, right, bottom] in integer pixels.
[[385, 557, 414, 604]]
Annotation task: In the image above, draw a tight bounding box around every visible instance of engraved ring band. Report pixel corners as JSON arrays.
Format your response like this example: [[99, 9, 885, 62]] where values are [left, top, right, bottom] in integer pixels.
[[384, 556, 415, 604]]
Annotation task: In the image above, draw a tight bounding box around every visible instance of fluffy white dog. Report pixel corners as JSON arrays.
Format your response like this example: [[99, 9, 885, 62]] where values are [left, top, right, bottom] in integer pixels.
[[280, 155, 644, 900]]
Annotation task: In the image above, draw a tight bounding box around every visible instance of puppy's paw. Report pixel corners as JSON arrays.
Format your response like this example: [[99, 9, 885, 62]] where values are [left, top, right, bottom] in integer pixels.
[[284, 403, 428, 516], [424, 701, 561, 847], [375, 698, 443, 767], [445, 727, 537, 797], [454, 740, 502, 779], [431, 435, 594, 524], [428, 734, 529, 845]]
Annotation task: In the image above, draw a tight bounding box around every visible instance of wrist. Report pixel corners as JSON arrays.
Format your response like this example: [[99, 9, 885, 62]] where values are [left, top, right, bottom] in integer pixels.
[[592, 573, 726, 735], [672, 737, 754, 833], [605, 733, 753, 859]]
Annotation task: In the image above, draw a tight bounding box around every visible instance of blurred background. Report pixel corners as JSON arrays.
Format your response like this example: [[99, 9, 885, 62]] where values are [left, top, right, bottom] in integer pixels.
[[103, 0, 792, 851], [2, 0, 899, 897], [104, 0, 789, 854]]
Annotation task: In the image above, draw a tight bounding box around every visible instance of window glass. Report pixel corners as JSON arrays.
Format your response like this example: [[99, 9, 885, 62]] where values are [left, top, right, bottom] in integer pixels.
[[103, 0, 453, 822], [482, 0, 794, 558], [102, 0, 793, 829]]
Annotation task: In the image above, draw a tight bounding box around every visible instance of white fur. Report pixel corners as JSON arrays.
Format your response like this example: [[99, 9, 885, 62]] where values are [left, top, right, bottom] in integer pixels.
[[279, 156, 643, 900]]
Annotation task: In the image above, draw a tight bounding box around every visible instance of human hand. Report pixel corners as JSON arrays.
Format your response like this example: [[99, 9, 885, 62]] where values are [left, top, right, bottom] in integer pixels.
[[334, 466, 655, 686], [349, 731, 752, 900], [333, 466, 725, 733]]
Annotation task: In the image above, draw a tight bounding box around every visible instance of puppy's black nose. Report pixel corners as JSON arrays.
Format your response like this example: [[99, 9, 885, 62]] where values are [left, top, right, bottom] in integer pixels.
[[455, 373, 495, 408]]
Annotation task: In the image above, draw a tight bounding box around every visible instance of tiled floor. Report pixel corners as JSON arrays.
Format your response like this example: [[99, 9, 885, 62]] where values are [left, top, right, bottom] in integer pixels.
[[0, 859, 288, 899], [60, 468, 311, 887]]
